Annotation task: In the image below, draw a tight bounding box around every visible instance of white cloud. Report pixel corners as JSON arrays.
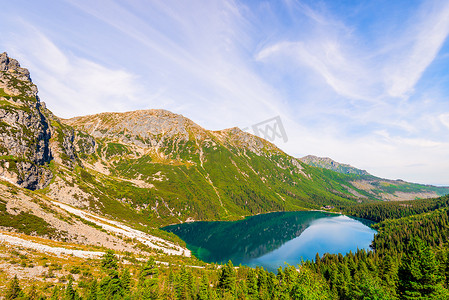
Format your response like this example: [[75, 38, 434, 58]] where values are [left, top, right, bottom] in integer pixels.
[[440, 113, 449, 129], [384, 0, 449, 98], [4, 22, 145, 118], [256, 40, 375, 101], [61, 0, 287, 128], [1, 0, 449, 185], [257, 0, 449, 103]]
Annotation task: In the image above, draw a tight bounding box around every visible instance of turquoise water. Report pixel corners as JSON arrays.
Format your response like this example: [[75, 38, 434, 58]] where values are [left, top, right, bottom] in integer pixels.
[[162, 211, 376, 272]]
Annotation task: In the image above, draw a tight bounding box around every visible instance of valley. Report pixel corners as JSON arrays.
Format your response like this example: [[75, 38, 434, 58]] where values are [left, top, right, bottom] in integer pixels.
[[1, 52, 449, 299]]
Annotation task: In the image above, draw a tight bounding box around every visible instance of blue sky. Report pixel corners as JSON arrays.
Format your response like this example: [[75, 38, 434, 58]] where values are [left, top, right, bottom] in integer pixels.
[[1, 0, 449, 185]]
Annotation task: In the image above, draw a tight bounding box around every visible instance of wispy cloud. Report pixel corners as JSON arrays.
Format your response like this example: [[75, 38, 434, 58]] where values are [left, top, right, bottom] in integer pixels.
[[257, 0, 449, 102], [1, 0, 449, 185], [383, 0, 449, 98], [256, 40, 374, 101], [440, 113, 449, 130], [61, 0, 286, 128], [255, 0, 449, 184], [3, 21, 145, 118]]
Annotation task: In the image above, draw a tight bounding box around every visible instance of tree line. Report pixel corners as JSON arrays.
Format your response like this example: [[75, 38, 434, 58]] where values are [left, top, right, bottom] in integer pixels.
[[4, 195, 449, 299]]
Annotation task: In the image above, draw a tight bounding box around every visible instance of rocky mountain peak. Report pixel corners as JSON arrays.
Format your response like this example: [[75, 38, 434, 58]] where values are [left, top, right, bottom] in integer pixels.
[[65, 109, 286, 159], [0, 53, 52, 189], [0, 53, 95, 190], [0, 52, 38, 100], [212, 127, 275, 155], [64, 109, 209, 149], [0, 52, 32, 82], [300, 155, 370, 176]]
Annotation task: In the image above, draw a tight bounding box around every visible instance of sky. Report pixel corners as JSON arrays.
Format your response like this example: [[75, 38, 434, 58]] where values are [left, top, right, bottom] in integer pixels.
[[1, 0, 449, 185]]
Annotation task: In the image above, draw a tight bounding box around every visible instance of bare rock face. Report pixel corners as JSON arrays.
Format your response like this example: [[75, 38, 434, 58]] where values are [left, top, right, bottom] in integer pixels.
[[45, 110, 96, 168], [0, 52, 32, 82], [65, 109, 284, 159], [65, 109, 207, 148], [0, 53, 54, 189], [0, 53, 97, 190], [0, 52, 99, 191], [0, 53, 98, 189]]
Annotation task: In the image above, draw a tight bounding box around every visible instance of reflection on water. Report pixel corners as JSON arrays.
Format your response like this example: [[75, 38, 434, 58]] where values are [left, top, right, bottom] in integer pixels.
[[162, 211, 376, 271]]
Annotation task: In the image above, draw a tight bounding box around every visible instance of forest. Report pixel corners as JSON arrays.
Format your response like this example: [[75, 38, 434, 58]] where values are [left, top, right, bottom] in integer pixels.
[[4, 195, 449, 299]]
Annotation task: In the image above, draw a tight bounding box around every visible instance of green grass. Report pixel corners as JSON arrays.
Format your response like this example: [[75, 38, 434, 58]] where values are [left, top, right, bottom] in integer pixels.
[[66, 134, 370, 229], [0, 200, 63, 238], [104, 142, 131, 158], [0, 87, 9, 98]]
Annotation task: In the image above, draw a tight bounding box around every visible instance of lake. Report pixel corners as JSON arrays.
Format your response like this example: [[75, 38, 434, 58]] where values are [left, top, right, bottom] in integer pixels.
[[162, 211, 376, 272]]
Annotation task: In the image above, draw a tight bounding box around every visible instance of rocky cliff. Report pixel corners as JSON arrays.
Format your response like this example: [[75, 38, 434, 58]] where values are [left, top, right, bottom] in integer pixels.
[[0, 52, 95, 190], [0, 52, 53, 189], [1, 52, 448, 225]]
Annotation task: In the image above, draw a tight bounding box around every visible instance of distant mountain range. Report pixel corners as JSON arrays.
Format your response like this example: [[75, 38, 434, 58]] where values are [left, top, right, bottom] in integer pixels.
[[299, 155, 370, 176], [0, 52, 448, 247]]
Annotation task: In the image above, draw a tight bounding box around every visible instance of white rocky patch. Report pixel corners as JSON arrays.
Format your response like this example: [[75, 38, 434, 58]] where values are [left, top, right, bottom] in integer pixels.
[[0, 232, 104, 259], [52, 201, 190, 257]]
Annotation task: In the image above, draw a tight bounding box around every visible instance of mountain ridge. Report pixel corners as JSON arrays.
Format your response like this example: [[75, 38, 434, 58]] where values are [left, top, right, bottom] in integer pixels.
[[1, 52, 449, 289], [0, 52, 448, 236], [300, 155, 370, 176]]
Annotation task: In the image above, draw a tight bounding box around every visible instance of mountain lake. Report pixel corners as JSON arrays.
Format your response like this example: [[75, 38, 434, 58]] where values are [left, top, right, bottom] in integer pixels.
[[162, 211, 376, 272]]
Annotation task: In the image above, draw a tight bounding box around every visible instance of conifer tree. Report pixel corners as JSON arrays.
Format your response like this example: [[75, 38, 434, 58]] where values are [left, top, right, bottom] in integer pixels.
[[65, 278, 77, 300], [398, 238, 448, 299], [86, 279, 98, 300], [27, 284, 38, 300], [50, 286, 60, 300], [4, 276, 25, 300], [218, 260, 236, 296], [197, 273, 210, 300], [120, 268, 132, 294], [246, 268, 258, 298], [289, 266, 334, 300], [257, 267, 269, 299], [101, 250, 118, 271]]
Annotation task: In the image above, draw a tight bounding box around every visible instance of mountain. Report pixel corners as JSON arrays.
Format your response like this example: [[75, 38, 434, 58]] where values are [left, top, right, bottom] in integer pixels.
[[299, 155, 448, 201], [300, 155, 370, 176], [1, 52, 449, 295], [0, 51, 448, 241], [0, 52, 96, 190]]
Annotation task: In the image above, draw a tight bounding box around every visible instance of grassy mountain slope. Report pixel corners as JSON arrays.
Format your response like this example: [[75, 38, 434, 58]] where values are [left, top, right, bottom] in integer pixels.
[[2, 54, 449, 299], [0, 51, 448, 236], [300, 155, 449, 201], [59, 110, 354, 225], [300, 155, 371, 176]]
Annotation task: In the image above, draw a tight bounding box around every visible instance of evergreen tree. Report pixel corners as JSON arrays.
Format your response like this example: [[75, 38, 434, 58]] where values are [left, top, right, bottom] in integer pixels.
[[257, 267, 269, 300], [398, 238, 448, 299], [267, 273, 277, 299], [290, 267, 334, 300], [218, 260, 236, 297], [65, 278, 77, 300], [350, 262, 393, 300], [315, 252, 321, 272], [86, 279, 98, 300], [177, 265, 194, 300], [4, 276, 25, 300], [197, 273, 210, 300], [50, 286, 61, 300], [120, 268, 132, 294], [139, 258, 158, 285], [101, 250, 118, 271], [246, 268, 258, 298], [99, 270, 122, 299], [27, 284, 38, 300], [139, 258, 159, 299]]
